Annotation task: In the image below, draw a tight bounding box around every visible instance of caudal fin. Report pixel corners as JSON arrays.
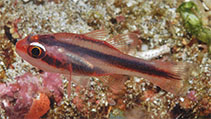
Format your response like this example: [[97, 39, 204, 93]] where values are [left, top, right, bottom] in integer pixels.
[[135, 60, 196, 96]]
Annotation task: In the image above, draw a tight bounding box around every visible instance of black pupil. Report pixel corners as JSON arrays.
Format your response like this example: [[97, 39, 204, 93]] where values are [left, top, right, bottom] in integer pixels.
[[31, 47, 40, 56]]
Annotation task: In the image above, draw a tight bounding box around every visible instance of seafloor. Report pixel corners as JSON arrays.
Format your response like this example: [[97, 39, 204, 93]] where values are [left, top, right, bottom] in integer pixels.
[[0, 0, 210, 119]]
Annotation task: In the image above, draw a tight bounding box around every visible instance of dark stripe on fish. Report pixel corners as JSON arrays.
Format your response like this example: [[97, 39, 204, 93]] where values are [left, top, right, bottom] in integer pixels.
[[41, 54, 68, 69], [40, 43, 105, 75], [39, 35, 180, 80]]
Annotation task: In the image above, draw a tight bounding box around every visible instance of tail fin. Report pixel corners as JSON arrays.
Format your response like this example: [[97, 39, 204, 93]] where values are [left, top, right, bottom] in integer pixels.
[[134, 60, 196, 96]]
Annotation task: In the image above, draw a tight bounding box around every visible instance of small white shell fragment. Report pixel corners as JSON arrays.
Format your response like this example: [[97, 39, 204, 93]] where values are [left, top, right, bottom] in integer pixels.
[[22, 0, 30, 2], [204, 0, 211, 9], [134, 77, 141, 83], [180, 97, 184, 102], [136, 44, 171, 60], [126, 0, 137, 7], [141, 44, 148, 51]]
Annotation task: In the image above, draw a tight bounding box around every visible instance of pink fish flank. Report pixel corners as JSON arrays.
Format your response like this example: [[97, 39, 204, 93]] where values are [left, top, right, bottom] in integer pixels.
[[16, 29, 192, 96]]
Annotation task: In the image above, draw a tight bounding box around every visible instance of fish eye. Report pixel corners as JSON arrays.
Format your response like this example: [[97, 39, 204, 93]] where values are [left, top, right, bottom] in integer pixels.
[[27, 43, 46, 59]]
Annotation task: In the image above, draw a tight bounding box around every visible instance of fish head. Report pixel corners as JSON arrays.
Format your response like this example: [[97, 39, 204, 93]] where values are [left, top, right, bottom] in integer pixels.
[[16, 34, 62, 73], [16, 34, 46, 59]]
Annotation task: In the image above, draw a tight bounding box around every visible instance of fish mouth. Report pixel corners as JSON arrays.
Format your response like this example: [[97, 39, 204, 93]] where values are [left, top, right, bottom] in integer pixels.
[[15, 38, 29, 56]]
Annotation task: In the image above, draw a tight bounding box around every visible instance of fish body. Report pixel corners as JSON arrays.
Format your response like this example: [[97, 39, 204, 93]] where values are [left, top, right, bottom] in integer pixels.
[[16, 30, 192, 95]]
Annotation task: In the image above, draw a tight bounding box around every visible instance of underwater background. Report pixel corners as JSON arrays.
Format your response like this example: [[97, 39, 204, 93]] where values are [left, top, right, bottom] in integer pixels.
[[0, 0, 210, 119]]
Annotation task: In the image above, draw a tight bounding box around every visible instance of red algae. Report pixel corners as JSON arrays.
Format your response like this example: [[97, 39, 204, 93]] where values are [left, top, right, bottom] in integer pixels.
[[0, 73, 40, 119], [41, 72, 63, 104], [0, 72, 64, 119], [24, 93, 50, 119]]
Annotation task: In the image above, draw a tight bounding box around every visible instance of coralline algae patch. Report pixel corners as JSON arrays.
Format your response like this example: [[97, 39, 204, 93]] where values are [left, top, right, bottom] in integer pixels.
[[24, 93, 50, 119], [0, 72, 63, 119], [0, 0, 210, 119]]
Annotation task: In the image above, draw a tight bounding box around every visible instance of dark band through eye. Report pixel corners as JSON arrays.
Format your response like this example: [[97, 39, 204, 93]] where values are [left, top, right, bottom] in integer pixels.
[[27, 45, 45, 59]]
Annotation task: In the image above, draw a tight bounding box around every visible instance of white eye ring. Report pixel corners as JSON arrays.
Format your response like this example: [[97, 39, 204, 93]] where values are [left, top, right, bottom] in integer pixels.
[[30, 42, 46, 52]]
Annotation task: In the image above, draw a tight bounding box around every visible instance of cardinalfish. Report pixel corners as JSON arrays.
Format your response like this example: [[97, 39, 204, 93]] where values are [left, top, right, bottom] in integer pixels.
[[16, 29, 192, 96]]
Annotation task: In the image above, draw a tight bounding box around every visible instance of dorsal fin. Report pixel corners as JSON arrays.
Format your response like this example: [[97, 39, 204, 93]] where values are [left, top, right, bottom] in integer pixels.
[[83, 29, 109, 40], [107, 33, 141, 53]]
